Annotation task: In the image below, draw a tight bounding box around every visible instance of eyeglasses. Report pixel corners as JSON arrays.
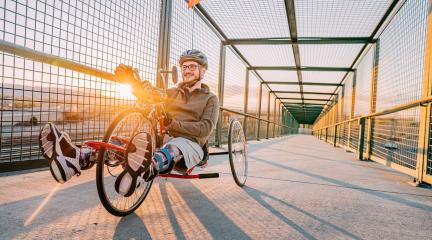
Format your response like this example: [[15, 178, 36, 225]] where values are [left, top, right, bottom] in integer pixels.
[[181, 64, 200, 72]]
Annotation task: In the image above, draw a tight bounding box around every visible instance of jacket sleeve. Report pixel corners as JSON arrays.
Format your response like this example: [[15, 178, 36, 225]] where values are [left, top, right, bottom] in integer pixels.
[[168, 95, 219, 138]]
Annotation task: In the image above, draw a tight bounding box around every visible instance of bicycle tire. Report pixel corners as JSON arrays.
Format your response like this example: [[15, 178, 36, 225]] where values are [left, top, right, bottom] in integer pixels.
[[96, 107, 154, 216], [228, 119, 248, 187]]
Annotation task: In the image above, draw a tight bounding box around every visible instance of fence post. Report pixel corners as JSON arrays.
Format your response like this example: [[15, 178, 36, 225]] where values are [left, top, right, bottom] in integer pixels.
[[339, 86, 345, 145], [347, 70, 356, 150], [216, 43, 226, 147], [325, 128, 328, 143], [333, 125, 338, 147], [266, 91, 271, 139], [277, 101, 282, 137], [273, 97, 277, 138], [243, 68, 250, 137], [365, 40, 380, 159], [257, 83, 263, 140], [357, 118, 366, 160]]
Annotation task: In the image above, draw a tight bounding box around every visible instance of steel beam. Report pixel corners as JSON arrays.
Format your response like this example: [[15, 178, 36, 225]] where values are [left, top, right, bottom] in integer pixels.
[[284, 102, 325, 105], [279, 98, 330, 102], [223, 37, 372, 45], [250, 66, 352, 72], [284, 0, 304, 104], [263, 81, 342, 86], [272, 91, 335, 95], [216, 44, 226, 147]]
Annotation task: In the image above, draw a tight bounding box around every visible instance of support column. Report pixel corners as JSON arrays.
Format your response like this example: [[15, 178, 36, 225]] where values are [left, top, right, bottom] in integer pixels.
[[333, 125, 338, 147], [266, 91, 271, 139], [277, 101, 282, 137], [257, 83, 263, 140], [417, 4, 432, 184], [156, 0, 173, 88], [216, 44, 226, 147], [339, 87, 345, 145], [243, 69, 250, 136], [358, 118, 366, 160], [347, 70, 357, 150], [273, 96, 277, 138], [365, 40, 380, 159]]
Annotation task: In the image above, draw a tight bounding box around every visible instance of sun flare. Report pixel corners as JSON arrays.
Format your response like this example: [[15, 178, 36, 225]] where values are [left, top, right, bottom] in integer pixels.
[[116, 84, 136, 100]]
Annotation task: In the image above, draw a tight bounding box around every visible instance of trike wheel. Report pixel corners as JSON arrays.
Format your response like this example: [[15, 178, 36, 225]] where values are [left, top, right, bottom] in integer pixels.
[[96, 108, 154, 216], [228, 118, 248, 187]]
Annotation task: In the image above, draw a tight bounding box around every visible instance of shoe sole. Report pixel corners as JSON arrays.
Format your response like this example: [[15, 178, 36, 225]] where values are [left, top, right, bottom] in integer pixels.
[[39, 123, 69, 183], [39, 123, 58, 160], [114, 132, 152, 197]]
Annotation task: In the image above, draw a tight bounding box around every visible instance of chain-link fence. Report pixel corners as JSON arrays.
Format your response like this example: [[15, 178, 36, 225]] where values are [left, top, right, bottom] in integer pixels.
[[313, 0, 432, 183], [0, 0, 298, 171]]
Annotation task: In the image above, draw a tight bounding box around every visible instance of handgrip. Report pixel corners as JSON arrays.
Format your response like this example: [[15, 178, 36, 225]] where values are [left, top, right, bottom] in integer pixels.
[[198, 173, 219, 179]]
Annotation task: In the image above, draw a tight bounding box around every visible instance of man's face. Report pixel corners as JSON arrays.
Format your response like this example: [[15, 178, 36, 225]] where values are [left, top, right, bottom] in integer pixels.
[[181, 60, 206, 83]]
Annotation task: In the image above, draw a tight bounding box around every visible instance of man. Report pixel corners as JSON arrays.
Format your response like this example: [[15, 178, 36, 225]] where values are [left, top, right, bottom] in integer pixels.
[[39, 50, 219, 196]]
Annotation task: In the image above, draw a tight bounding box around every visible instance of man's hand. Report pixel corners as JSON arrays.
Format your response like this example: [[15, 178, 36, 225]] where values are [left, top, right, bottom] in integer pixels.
[[114, 64, 140, 86], [115, 64, 157, 98]]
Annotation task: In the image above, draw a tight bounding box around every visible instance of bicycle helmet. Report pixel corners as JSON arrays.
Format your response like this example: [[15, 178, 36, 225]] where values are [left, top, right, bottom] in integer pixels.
[[179, 49, 208, 69]]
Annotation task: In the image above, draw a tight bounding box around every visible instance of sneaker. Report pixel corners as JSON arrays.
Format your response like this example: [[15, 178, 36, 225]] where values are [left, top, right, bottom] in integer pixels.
[[39, 123, 81, 183], [115, 132, 152, 197]]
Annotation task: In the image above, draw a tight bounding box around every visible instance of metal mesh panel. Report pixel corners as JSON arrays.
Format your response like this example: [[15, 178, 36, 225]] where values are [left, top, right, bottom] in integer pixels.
[[303, 94, 331, 100], [276, 93, 301, 99], [343, 73, 354, 120], [1, 0, 160, 163], [337, 89, 343, 122], [354, 47, 373, 117], [342, 122, 349, 146], [223, 48, 246, 111], [271, 84, 300, 93], [245, 117, 257, 140], [302, 71, 346, 84], [350, 121, 359, 151], [235, 45, 295, 66], [257, 70, 298, 83], [341, 74, 354, 148], [368, 1, 427, 170], [268, 94, 276, 137], [303, 85, 337, 93], [370, 108, 420, 170], [260, 86, 269, 138], [427, 111, 432, 175], [220, 111, 245, 145], [169, 0, 221, 93], [295, 0, 392, 37], [201, 0, 289, 39], [247, 72, 260, 116], [375, 0, 428, 112], [300, 44, 364, 67], [1, 0, 160, 81]]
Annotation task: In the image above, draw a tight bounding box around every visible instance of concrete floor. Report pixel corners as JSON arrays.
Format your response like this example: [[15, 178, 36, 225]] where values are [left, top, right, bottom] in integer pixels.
[[1, 135, 432, 240]]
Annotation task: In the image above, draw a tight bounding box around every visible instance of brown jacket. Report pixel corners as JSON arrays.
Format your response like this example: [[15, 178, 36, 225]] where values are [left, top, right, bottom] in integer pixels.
[[165, 82, 219, 146]]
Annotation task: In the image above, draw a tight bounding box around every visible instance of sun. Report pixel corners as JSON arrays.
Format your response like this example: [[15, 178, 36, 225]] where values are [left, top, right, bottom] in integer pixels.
[[116, 83, 136, 100]]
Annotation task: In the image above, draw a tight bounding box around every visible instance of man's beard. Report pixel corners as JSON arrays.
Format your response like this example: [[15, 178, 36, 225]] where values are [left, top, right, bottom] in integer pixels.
[[182, 74, 201, 87]]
